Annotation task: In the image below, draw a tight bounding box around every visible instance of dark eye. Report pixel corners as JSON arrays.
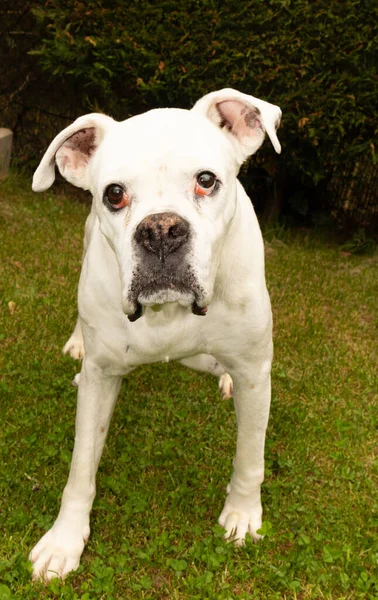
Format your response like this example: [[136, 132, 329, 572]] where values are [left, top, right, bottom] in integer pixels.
[[195, 171, 218, 196], [104, 184, 129, 210]]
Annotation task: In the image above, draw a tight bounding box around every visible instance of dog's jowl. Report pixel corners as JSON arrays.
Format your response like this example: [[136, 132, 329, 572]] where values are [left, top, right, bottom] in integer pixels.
[[29, 89, 281, 580]]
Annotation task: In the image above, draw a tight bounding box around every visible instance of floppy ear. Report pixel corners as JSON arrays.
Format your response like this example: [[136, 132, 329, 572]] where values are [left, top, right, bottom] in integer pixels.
[[192, 88, 282, 164], [32, 113, 115, 192]]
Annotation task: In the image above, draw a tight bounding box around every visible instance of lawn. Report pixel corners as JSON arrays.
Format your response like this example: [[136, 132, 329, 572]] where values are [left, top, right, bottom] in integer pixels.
[[0, 174, 377, 599]]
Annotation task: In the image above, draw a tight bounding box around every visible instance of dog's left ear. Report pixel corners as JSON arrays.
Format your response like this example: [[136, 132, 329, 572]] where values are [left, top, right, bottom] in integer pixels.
[[32, 113, 115, 192], [192, 88, 281, 164]]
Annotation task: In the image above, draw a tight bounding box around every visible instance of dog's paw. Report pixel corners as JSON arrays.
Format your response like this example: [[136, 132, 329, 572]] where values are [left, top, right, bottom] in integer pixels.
[[218, 492, 262, 545], [62, 334, 85, 360], [29, 523, 88, 581], [72, 373, 81, 387], [218, 373, 233, 399]]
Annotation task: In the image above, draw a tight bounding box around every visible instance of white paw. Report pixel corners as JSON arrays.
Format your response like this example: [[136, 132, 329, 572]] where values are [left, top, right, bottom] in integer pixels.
[[29, 523, 89, 581], [218, 373, 233, 400], [218, 492, 262, 545], [62, 334, 85, 360], [72, 373, 81, 387]]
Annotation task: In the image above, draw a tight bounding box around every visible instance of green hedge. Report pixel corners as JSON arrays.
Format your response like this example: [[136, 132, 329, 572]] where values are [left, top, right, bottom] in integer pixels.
[[4, 0, 378, 225], [32, 0, 377, 169]]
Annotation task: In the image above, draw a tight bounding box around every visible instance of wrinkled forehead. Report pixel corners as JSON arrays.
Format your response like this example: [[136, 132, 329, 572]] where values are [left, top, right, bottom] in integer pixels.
[[93, 108, 234, 185]]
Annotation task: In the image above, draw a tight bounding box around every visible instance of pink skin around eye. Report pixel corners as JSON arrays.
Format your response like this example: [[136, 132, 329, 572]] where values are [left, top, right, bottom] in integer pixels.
[[114, 193, 129, 208], [108, 190, 129, 208], [194, 183, 212, 197]]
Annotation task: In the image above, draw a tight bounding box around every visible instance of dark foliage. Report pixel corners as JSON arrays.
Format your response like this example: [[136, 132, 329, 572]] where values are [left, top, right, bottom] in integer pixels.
[[1, 0, 377, 227]]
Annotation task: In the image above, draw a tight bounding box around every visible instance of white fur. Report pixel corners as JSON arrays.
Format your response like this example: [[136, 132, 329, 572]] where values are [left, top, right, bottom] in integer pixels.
[[29, 88, 281, 580]]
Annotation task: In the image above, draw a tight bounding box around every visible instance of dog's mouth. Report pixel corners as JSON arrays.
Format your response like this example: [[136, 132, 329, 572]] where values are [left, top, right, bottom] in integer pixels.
[[128, 301, 144, 322], [126, 267, 208, 322], [127, 298, 208, 322]]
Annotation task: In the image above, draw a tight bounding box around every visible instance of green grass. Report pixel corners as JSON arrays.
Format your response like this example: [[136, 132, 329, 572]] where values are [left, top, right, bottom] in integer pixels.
[[0, 174, 377, 599]]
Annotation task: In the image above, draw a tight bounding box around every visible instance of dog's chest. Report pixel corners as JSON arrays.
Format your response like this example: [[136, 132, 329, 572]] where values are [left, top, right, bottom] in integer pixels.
[[124, 307, 205, 366], [90, 305, 207, 371]]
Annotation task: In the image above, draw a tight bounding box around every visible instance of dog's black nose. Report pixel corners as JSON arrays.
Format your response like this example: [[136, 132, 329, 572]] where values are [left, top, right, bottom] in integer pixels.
[[135, 212, 190, 261]]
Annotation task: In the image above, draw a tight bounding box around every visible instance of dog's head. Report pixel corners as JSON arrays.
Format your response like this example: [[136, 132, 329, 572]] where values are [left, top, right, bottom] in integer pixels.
[[33, 89, 281, 321]]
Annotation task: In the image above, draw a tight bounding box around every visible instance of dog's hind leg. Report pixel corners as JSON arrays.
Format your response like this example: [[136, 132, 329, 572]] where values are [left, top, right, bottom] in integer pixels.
[[62, 206, 96, 361], [179, 354, 233, 399], [62, 318, 85, 360]]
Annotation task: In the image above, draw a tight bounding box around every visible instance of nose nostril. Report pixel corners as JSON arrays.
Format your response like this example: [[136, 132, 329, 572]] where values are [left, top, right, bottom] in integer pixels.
[[136, 226, 154, 247], [170, 220, 190, 239], [169, 224, 182, 238]]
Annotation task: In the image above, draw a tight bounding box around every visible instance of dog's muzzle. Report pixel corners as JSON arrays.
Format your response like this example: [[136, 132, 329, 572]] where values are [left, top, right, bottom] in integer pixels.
[[127, 212, 207, 321]]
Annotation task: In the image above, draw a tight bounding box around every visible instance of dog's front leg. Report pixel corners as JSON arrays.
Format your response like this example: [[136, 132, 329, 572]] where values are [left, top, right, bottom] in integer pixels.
[[29, 359, 122, 581], [218, 356, 272, 545]]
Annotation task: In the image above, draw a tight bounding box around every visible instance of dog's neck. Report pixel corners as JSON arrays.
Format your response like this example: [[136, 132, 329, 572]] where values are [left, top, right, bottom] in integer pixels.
[[213, 181, 267, 306]]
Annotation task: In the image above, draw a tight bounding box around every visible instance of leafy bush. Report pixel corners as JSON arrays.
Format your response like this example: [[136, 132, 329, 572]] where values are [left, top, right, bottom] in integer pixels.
[[31, 0, 377, 164], [3, 0, 378, 224]]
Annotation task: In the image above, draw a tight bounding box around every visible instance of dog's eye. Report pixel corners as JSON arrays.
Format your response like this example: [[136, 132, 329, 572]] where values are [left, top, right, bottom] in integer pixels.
[[104, 184, 129, 210], [195, 171, 218, 197]]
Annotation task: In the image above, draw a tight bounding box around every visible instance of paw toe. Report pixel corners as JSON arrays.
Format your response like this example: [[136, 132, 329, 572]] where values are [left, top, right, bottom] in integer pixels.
[[219, 500, 262, 545], [218, 373, 233, 399], [62, 337, 85, 360], [30, 529, 84, 581]]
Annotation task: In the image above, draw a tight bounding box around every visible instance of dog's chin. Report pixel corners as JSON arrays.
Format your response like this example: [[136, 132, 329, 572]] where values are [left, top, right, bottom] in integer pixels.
[[124, 288, 209, 322], [139, 289, 195, 307]]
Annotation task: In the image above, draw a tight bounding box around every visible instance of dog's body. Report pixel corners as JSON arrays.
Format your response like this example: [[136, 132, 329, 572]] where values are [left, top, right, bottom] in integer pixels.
[[29, 89, 281, 580]]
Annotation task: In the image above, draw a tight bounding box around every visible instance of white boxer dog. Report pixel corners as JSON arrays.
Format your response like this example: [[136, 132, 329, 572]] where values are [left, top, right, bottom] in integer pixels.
[[29, 88, 281, 580]]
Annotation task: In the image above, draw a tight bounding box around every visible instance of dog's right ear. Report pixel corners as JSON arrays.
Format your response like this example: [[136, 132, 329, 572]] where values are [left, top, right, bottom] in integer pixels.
[[32, 113, 115, 192], [192, 88, 281, 166]]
